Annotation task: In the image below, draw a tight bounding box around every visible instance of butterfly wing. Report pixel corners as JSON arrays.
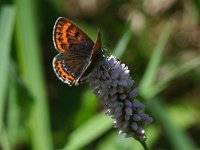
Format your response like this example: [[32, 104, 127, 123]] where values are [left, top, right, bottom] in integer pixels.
[[90, 31, 103, 61], [78, 31, 104, 84], [52, 17, 95, 86], [53, 17, 94, 54], [52, 52, 91, 86]]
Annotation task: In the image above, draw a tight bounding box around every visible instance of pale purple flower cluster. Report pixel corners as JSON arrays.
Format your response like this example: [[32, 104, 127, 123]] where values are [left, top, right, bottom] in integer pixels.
[[89, 55, 153, 141]]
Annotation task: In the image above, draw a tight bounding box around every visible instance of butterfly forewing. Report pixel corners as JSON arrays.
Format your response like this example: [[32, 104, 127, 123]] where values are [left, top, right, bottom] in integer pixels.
[[53, 17, 94, 54]]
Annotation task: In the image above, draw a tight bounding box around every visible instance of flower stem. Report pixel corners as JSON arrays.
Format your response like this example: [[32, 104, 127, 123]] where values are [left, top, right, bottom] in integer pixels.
[[139, 140, 150, 150]]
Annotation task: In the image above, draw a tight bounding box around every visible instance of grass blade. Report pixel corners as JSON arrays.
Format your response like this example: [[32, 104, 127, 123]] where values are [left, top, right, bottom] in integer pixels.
[[149, 99, 197, 150], [113, 28, 132, 58], [138, 24, 197, 150], [0, 5, 15, 138], [139, 25, 171, 96], [0, 124, 11, 150], [7, 64, 20, 148], [97, 132, 144, 150], [63, 112, 113, 150], [14, 0, 53, 149], [150, 57, 200, 98]]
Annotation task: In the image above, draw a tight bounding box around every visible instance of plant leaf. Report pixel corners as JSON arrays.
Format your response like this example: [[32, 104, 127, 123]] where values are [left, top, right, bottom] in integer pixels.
[[0, 5, 15, 140], [14, 0, 53, 149], [64, 112, 113, 150]]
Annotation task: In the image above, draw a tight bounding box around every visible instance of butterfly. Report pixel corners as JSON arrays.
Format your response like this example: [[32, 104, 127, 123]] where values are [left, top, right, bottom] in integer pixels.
[[52, 17, 104, 86]]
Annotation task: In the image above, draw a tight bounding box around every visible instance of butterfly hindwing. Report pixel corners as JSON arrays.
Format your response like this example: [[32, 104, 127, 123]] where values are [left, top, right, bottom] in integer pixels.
[[52, 53, 91, 86]]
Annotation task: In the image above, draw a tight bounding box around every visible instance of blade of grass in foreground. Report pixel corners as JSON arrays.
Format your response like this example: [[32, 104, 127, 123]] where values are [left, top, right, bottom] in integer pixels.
[[14, 0, 53, 149], [0, 5, 15, 138], [63, 111, 113, 150]]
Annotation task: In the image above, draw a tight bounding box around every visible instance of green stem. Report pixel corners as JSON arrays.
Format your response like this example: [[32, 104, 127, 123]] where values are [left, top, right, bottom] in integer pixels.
[[139, 141, 149, 150]]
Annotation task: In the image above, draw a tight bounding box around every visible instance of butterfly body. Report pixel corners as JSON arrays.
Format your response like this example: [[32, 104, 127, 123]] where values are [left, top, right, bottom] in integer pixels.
[[52, 17, 103, 86]]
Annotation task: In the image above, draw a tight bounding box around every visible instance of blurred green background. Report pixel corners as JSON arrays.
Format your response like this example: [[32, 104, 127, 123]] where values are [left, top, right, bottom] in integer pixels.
[[0, 0, 200, 150]]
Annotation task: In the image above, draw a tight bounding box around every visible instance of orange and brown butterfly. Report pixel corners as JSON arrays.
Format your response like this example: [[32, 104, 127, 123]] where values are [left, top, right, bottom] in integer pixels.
[[52, 17, 104, 86]]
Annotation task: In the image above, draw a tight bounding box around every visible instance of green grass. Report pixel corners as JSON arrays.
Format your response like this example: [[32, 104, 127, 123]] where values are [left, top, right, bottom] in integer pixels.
[[14, 0, 53, 149], [64, 112, 113, 150], [0, 6, 15, 150], [139, 24, 198, 150]]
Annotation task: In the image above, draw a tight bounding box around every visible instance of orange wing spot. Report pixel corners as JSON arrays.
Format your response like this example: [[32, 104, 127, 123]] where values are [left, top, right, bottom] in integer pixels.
[[62, 23, 71, 38], [64, 22, 72, 30], [54, 22, 73, 52], [56, 61, 76, 85]]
